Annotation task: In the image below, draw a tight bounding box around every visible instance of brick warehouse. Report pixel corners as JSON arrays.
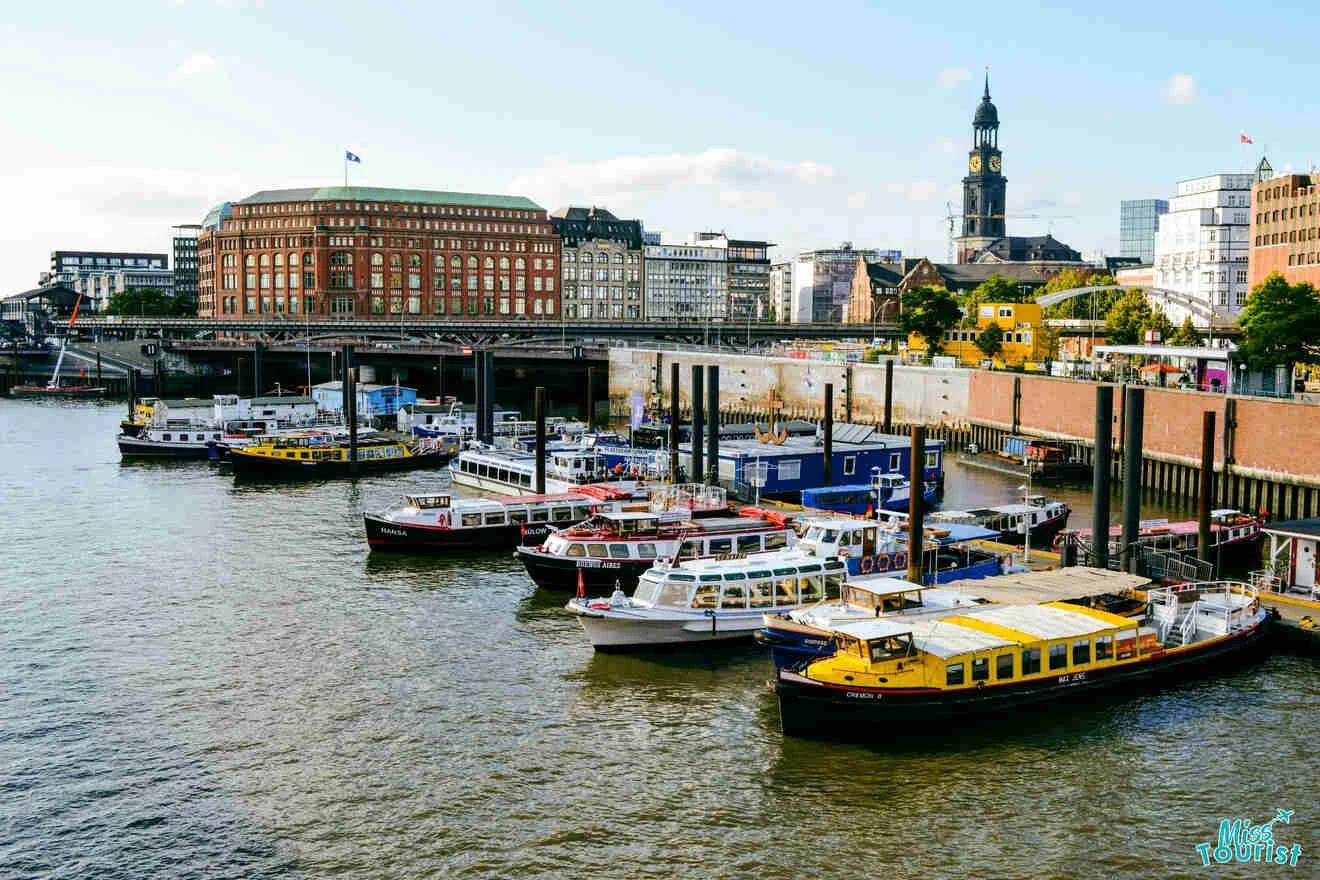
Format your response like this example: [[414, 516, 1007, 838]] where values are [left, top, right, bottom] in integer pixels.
[[197, 186, 559, 321]]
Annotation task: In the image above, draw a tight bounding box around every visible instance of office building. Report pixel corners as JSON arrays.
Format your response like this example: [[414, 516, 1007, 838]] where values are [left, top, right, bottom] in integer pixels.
[[792, 243, 892, 323], [1151, 172, 1252, 328], [172, 224, 202, 309], [1119, 199, 1168, 264], [643, 237, 727, 321], [44, 250, 170, 312], [550, 206, 643, 321], [1248, 156, 1320, 288]]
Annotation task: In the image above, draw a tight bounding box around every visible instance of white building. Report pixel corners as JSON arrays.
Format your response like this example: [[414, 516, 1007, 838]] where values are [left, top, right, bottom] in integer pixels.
[[1151, 173, 1253, 331], [76, 267, 176, 313], [791, 243, 894, 323], [769, 262, 793, 323], [643, 237, 727, 321]]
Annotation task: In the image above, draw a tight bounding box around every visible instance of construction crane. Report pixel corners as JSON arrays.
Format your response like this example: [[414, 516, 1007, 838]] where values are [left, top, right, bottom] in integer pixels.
[[944, 202, 957, 263], [1000, 213, 1076, 235]]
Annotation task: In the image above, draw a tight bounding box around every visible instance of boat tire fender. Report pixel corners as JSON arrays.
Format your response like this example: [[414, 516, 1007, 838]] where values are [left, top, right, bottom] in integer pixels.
[[875, 555, 890, 573], [893, 552, 907, 570], [859, 556, 874, 574]]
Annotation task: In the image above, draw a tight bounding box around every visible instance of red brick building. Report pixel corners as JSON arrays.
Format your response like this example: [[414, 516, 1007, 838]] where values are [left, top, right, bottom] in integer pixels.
[[1248, 164, 1320, 289], [197, 186, 559, 321]]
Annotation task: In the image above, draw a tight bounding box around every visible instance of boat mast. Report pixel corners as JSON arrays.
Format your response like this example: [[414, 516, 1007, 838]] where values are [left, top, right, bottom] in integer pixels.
[[48, 294, 82, 389]]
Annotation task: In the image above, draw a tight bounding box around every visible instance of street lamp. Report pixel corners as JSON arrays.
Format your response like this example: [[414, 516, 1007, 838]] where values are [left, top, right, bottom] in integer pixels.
[[1017, 478, 1032, 563]]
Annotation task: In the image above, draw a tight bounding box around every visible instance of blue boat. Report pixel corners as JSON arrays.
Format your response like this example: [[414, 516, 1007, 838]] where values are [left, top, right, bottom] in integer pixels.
[[801, 470, 938, 515], [793, 515, 1004, 582]]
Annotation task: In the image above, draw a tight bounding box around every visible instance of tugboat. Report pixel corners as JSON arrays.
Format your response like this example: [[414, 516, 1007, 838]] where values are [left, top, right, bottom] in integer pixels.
[[774, 581, 1268, 738], [227, 433, 441, 477], [518, 507, 797, 591]]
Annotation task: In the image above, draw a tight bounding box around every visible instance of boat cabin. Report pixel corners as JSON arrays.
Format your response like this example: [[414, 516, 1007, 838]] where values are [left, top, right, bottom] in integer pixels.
[[1259, 517, 1320, 599], [796, 517, 902, 560], [633, 556, 848, 610], [542, 516, 793, 563]]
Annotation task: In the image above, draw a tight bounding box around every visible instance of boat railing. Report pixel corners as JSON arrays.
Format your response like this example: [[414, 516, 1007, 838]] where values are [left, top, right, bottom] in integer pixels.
[[1248, 568, 1285, 594]]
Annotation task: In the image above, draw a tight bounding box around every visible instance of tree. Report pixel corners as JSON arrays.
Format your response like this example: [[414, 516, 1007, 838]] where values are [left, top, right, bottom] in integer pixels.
[[1103, 289, 1155, 346], [899, 286, 962, 356], [1236, 272, 1320, 369], [105, 287, 191, 317], [1040, 270, 1120, 320], [1168, 316, 1203, 347], [975, 322, 1004, 359], [959, 274, 1028, 325]]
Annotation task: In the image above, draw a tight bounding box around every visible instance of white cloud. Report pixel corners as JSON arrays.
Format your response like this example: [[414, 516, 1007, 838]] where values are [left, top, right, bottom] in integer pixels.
[[718, 190, 781, 211], [846, 191, 868, 210], [1162, 73, 1197, 105], [508, 147, 836, 205], [937, 67, 970, 90], [169, 52, 218, 84]]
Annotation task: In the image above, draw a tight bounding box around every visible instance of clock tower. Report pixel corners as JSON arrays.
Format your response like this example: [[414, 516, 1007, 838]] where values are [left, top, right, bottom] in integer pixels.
[[957, 73, 1006, 262]]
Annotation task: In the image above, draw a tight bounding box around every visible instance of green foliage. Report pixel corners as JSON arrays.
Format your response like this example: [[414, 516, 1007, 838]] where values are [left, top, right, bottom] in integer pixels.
[[1236, 272, 1320, 369], [105, 287, 192, 317], [899, 286, 962, 356], [959, 274, 1029, 325], [974, 322, 1004, 359], [1040, 271, 1120, 320], [1103, 288, 1174, 346], [1168, 316, 1203, 347]]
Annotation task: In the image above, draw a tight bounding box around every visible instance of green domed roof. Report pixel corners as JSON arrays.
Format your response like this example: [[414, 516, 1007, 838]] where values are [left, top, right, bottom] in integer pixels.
[[974, 72, 998, 126]]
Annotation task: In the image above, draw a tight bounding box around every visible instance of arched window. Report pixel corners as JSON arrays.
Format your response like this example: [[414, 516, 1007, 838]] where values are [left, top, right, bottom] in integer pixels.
[[499, 256, 510, 269], [467, 256, 478, 268], [515, 257, 526, 270], [329, 251, 352, 267], [484, 256, 494, 269], [581, 253, 593, 264], [274, 253, 285, 267], [451, 256, 461, 268], [289, 252, 298, 267], [372, 253, 384, 266], [390, 253, 401, 267], [614, 253, 624, 264], [434, 254, 444, 268], [409, 254, 421, 267], [260, 253, 270, 267], [303, 253, 314, 266]]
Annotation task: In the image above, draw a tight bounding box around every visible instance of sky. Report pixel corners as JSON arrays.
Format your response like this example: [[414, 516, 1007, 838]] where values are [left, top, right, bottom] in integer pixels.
[[3, 0, 1319, 294]]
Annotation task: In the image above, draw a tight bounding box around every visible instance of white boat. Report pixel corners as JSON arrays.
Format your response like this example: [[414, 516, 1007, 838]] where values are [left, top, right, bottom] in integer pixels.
[[928, 495, 1071, 548], [117, 394, 324, 459], [449, 444, 612, 493], [565, 550, 850, 649]]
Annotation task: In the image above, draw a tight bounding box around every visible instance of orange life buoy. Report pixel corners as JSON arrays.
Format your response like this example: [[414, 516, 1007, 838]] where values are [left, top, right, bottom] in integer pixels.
[[859, 555, 874, 573], [893, 551, 907, 570], [876, 554, 891, 572]]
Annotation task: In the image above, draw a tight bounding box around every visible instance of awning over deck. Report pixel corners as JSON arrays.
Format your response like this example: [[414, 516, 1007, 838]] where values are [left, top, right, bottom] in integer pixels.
[[947, 566, 1149, 605]]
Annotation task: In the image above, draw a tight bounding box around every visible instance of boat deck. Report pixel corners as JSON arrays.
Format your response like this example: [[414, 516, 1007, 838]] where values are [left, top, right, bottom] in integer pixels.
[[941, 566, 1150, 605]]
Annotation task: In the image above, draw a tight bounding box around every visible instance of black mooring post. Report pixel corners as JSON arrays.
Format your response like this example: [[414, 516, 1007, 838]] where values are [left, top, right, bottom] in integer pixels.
[[1120, 387, 1145, 572], [706, 365, 719, 487], [586, 366, 596, 432], [823, 382, 834, 487], [127, 369, 138, 419], [535, 386, 547, 495], [668, 362, 680, 483], [253, 340, 264, 398], [691, 365, 704, 485], [1198, 411, 1216, 565], [884, 359, 894, 433], [1092, 385, 1114, 568], [342, 344, 357, 475], [907, 426, 927, 585]]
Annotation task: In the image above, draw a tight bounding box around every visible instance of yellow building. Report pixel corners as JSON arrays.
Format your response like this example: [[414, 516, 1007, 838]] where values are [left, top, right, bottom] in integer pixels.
[[906, 302, 1052, 368]]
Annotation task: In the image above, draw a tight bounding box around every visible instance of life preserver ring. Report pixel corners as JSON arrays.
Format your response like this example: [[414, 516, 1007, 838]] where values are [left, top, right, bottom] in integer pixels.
[[859, 555, 874, 573], [1052, 533, 1065, 550], [876, 554, 891, 572], [892, 551, 907, 570]]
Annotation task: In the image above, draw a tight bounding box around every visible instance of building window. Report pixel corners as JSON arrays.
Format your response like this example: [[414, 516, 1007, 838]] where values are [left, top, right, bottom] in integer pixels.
[[304, 272, 315, 289], [371, 295, 384, 314]]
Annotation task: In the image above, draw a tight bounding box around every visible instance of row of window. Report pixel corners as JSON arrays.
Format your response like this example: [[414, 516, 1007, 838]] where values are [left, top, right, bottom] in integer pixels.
[[564, 268, 637, 281], [945, 634, 1129, 685], [943, 328, 1033, 344], [237, 201, 543, 221], [1256, 230, 1320, 246], [563, 252, 636, 264], [563, 303, 642, 319]]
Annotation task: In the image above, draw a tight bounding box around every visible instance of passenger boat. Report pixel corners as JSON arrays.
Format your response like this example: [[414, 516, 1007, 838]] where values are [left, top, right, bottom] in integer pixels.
[[117, 394, 323, 459], [1060, 509, 1263, 566], [564, 551, 851, 648], [450, 445, 612, 494], [774, 581, 1268, 737], [800, 473, 937, 516], [227, 433, 441, 476], [757, 577, 999, 669], [792, 515, 1004, 582], [363, 483, 714, 552], [929, 495, 1071, 548], [518, 507, 797, 592]]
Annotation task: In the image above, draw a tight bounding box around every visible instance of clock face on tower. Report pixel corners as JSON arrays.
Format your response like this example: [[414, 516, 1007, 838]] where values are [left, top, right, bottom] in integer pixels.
[[969, 155, 982, 173], [989, 156, 1001, 173]]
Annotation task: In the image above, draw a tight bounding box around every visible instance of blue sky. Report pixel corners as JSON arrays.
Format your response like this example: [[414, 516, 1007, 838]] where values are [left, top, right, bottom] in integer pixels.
[[3, 0, 1317, 294]]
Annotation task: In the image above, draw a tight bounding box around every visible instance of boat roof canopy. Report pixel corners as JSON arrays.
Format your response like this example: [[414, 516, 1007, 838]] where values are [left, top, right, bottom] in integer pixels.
[[957, 566, 1147, 606], [844, 576, 925, 596]]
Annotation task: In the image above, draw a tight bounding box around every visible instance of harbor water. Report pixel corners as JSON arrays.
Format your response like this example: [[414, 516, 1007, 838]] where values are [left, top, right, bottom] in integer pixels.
[[2, 400, 1317, 879]]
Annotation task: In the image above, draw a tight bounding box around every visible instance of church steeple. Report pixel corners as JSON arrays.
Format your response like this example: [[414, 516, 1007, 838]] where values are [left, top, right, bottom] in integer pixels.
[[959, 71, 1007, 261]]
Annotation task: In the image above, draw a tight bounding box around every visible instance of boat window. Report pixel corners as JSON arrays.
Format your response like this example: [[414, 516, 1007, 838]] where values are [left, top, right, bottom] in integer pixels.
[[552, 507, 573, 522], [530, 510, 549, 522], [764, 533, 788, 550], [180, 434, 189, 441], [946, 662, 965, 686], [484, 512, 506, 526], [1022, 648, 1041, 675], [749, 579, 774, 607], [478, 464, 489, 478], [657, 579, 689, 607], [608, 543, 631, 559], [720, 584, 747, 608], [995, 653, 1014, 680], [214, 434, 221, 440], [971, 657, 990, 682], [300, 451, 309, 459], [692, 582, 719, 608], [497, 468, 510, 483], [804, 526, 822, 542], [723, 572, 745, 580], [462, 513, 482, 527], [824, 573, 845, 600], [708, 537, 732, 555], [509, 509, 528, 524], [163, 434, 171, 441], [822, 529, 839, 544], [637, 543, 656, 558], [1095, 635, 1114, 661], [1048, 644, 1068, 670], [566, 543, 586, 558], [867, 635, 911, 663], [587, 543, 609, 558], [799, 575, 822, 603], [775, 577, 798, 605], [1072, 640, 1091, 666], [520, 473, 531, 488], [680, 539, 703, 557], [572, 506, 592, 520], [737, 535, 762, 554], [668, 573, 696, 581], [634, 574, 663, 604]]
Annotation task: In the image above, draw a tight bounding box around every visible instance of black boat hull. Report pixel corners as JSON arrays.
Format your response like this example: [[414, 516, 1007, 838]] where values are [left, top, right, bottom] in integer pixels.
[[516, 546, 650, 592], [229, 449, 443, 478]]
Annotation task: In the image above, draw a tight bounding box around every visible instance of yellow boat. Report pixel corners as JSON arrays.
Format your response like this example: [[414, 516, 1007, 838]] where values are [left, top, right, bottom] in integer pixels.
[[228, 433, 444, 477], [775, 581, 1269, 738]]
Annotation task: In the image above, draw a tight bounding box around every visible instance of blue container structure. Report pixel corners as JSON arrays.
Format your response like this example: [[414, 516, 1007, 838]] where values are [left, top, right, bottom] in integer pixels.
[[312, 381, 418, 419], [802, 473, 938, 515], [712, 427, 944, 501]]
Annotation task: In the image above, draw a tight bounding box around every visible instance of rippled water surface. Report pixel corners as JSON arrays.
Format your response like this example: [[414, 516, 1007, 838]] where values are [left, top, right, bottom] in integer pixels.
[[2, 400, 1317, 879]]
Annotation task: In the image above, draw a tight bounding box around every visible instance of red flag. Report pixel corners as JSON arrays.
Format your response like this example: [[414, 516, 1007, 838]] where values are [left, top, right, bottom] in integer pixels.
[[68, 294, 82, 328], [576, 569, 585, 599], [1240, 131, 1253, 144]]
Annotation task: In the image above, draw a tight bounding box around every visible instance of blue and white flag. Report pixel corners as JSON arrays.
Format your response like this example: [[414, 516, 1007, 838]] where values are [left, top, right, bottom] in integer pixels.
[[345, 150, 361, 164]]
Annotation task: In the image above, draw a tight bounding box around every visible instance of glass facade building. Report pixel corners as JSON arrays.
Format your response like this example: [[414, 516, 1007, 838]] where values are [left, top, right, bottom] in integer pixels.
[[1119, 199, 1169, 264]]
